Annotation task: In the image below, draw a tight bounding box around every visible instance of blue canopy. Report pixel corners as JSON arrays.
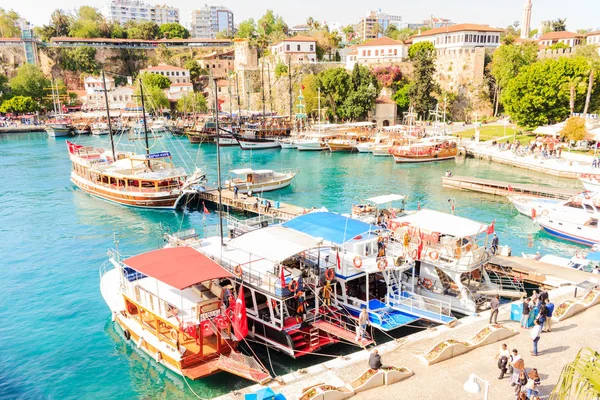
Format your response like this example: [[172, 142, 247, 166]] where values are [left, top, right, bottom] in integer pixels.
[[283, 212, 377, 245], [244, 387, 286, 400], [585, 252, 600, 261]]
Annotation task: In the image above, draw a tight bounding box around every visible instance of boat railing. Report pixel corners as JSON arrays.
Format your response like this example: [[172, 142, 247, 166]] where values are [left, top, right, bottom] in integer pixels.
[[387, 291, 453, 322], [226, 214, 280, 236], [405, 242, 489, 272]]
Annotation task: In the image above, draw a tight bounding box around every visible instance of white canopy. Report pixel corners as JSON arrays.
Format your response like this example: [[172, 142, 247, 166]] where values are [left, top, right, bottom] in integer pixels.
[[533, 122, 565, 136], [342, 121, 376, 127], [230, 168, 274, 175], [391, 209, 489, 238], [366, 194, 406, 204], [588, 127, 600, 141], [227, 226, 326, 263]]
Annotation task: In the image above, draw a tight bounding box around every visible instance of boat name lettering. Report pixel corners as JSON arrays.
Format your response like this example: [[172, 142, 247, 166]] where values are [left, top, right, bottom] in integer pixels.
[[201, 309, 221, 319], [283, 323, 301, 332], [146, 151, 171, 159]]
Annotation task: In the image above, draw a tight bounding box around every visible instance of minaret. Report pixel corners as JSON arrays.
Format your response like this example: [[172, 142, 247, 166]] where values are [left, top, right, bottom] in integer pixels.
[[521, 0, 532, 39]]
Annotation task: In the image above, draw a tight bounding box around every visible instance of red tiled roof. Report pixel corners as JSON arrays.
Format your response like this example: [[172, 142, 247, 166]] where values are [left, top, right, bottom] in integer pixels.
[[539, 31, 584, 40], [414, 23, 504, 37], [170, 82, 193, 86], [358, 37, 404, 47], [123, 247, 232, 290], [283, 35, 316, 42], [141, 64, 187, 71], [0, 37, 22, 42], [587, 30, 600, 36]]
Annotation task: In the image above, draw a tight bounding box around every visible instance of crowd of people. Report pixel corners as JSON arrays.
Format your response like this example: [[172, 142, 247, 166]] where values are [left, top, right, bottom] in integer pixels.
[[490, 138, 563, 159]]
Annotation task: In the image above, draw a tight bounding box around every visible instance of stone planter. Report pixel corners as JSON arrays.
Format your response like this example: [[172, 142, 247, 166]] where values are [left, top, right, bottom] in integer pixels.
[[381, 366, 414, 385], [420, 324, 518, 366], [299, 384, 354, 400], [581, 289, 600, 307], [349, 368, 385, 393], [553, 290, 600, 323]]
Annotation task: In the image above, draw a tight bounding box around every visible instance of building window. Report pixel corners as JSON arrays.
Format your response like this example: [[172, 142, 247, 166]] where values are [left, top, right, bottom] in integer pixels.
[[310, 44, 314, 51], [367, 50, 371, 56], [375, 50, 379, 56], [297, 44, 300, 51], [394, 49, 397, 56], [362, 50, 366, 56], [286, 44, 290, 51]]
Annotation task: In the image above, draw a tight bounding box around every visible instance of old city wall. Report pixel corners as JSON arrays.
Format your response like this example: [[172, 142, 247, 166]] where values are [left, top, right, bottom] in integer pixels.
[[0, 45, 27, 77]]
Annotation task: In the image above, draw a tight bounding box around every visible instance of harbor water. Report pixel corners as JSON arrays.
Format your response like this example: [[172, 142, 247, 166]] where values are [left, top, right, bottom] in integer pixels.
[[0, 131, 585, 399]]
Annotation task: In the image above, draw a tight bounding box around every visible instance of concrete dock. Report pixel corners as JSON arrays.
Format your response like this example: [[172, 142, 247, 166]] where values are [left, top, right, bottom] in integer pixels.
[[442, 175, 579, 200], [466, 144, 595, 179], [197, 187, 306, 221], [214, 284, 600, 400]]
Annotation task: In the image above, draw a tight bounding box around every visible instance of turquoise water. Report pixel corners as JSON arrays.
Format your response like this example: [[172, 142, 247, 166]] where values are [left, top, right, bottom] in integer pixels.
[[0, 131, 584, 399]]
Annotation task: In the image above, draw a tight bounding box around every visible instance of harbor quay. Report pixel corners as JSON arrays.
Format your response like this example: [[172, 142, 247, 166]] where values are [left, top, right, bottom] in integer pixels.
[[216, 284, 599, 400]]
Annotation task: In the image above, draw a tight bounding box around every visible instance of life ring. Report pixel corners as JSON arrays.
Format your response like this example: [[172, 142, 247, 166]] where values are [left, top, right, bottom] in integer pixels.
[[234, 265, 243, 277], [123, 329, 131, 341], [429, 250, 440, 261], [409, 249, 418, 259], [325, 268, 335, 281], [431, 232, 439, 243], [169, 328, 178, 341], [541, 209, 549, 216], [127, 303, 137, 315], [377, 258, 388, 271], [353, 256, 363, 268], [422, 278, 434, 290], [216, 316, 229, 330], [200, 320, 213, 337], [288, 279, 299, 292], [187, 324, 198, 339]]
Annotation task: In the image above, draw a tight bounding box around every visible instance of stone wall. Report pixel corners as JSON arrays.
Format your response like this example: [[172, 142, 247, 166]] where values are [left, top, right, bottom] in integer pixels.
[[0, 45, 27, 77], [537, 47, 577, 59]]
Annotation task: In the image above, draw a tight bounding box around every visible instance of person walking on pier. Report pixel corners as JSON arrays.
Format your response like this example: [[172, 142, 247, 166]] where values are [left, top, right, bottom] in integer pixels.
[[491, 234, 499, 255], [490, 294, 500, 324], [233, 186, 239, 199], [520, 298, 531, 329], [543, 298, 554, 332], [496, 343, 510, 379], [510, 350, 524, 386], [530, 320, 542, 356]]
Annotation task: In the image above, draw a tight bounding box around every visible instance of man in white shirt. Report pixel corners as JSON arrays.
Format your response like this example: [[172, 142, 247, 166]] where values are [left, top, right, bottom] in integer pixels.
[[530, 319, 542, 356], [496, 343, 510, 379]]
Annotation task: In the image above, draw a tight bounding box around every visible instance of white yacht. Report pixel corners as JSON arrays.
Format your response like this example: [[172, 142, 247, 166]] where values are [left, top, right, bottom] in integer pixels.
[[296, 133, 333, 151], [91, 122, 110, 136], [388, 209, 524, 315], [579, 174, 600, 192], [535, 208, 600, 246], [225, 168, 296, 194], [509, 192, 600, 219]]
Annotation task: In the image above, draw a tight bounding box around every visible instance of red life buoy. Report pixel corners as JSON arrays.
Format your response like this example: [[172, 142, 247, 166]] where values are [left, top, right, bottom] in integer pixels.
[[215, 316, 229, 330], [325, 268, 335, 281], [288, 279, 299, 292], [127, 303, 137, 315], [422, 278, 434, 290], [353, 256, 363, 268], [429, 250, 440, 261], [377, 258, 388, 271], [200, 320, 213, 337], [187, 324, 198, 339]]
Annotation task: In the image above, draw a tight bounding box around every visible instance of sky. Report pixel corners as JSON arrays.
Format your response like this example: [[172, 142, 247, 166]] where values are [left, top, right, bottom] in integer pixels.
[[8, 0, 600, 32]]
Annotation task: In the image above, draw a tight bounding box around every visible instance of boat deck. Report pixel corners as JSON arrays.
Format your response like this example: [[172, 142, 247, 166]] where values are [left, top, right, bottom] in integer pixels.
[[487, 255, 597, 289], [313, 320, 373, 347], [442, 175, 579, 200], [182, 358, 221, 379], [197, 186, 305, 221]]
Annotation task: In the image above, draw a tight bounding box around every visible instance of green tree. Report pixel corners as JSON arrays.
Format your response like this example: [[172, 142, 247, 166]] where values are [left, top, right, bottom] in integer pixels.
[[235, 18, 256, 39], [0, 73, 10, 101], [548, 42, 569, 50], [126, 21, 159, 40], [184, 59, 207, 86], [392, 81, 412, 112], [36, 9, 71, 41], [142, 85, 169, 110], [551, 18, 567, 32], [341, 25, 354, 42], [8, 64, 50, 104], [274, 62, 288, 78], [0, 95, 38, 113], [502, 57, 591, 127], [0, 8, 21, 38], [408, 41, 438, 119], [563, 75, 586, 115], [216, 29, 234, 39], [316, 67, 351, 120], [176, 92, 207, 113], [59, 46, 98, 73], [300, 74, 318, 117], [576, 45, 600, 116], [158, 22, 190, 39], [69, 6, 104, 38], [340, 64, 379, 120], [155, 44, 173, 64], [139, 72, 171, 90], [385, 24, 399, 40], [560, 116, 587, 141]]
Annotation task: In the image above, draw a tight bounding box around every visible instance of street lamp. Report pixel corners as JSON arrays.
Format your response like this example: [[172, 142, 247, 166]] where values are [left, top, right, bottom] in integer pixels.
[[463, 373, 489, 399]]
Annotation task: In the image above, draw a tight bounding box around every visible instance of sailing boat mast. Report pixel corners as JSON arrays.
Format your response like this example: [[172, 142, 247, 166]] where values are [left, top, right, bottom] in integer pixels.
[[318, 87, 321, 134], [288, 56, 293, 121], [101, 70, 116, 161], [261, 62, 266, 131], [212, 76, 224, 244], [138, 78, 151, 167]]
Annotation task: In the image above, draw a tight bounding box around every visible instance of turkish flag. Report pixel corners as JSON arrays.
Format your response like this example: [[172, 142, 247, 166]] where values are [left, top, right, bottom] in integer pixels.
[[417, 232, 424, 260], [336, 249, 341, 270], [280, 265, 286, 288], [202, 202, 210, 215], [233, 285, 248, 341], [486, 220, 495, 234], [66, 141, 83, 154]]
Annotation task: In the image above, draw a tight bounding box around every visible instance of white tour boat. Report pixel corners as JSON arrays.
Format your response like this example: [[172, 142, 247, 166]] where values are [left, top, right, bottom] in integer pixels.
[[579, 174, 600, 192], [535, 207, 600, 246], [225, 168, 296, 194], [509, 192, 600, 220], [91, 122, 111, 136]]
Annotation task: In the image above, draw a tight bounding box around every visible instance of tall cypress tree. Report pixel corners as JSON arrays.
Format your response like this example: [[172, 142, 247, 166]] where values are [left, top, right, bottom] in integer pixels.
[[408, 42, 438, 120]]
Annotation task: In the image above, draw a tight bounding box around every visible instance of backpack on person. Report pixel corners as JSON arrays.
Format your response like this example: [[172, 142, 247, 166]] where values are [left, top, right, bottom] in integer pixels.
[[518, 371, 528, 386]]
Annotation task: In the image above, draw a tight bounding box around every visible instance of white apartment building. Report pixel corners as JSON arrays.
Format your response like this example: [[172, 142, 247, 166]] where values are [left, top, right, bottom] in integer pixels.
[[354, 9, 402, 41], [587, 30, 600, 45], [538, 31, 584, 48], [190, 5, 234, 38], [411, 23, 503, 53], [168, 82, 193, 100], [83, 76, 134, 110], [270, 36, 317, 63], [140, 64, 190, 84], [106, 0, 179, 25], [346, 37, 407, 69]]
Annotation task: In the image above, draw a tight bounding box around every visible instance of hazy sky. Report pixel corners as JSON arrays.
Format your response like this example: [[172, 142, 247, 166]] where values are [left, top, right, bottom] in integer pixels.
[[8, 0, 600, 31]]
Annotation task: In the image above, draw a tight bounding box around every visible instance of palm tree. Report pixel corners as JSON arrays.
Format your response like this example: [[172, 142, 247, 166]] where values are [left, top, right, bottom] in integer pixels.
[[564, 76, 585, 115]]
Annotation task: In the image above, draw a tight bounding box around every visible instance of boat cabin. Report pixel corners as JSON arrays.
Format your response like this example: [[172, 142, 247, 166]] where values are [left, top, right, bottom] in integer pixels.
[[351, 194, 407, 224]]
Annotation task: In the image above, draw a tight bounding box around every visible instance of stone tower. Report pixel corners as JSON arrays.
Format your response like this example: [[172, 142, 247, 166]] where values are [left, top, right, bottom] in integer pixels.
[[521, 0, 532, 39]]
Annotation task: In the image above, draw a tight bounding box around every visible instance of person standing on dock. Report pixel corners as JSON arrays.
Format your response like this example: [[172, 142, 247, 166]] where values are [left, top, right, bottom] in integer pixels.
[[543, 298, 554, 332], [356, 306, 369, 341], [491, 234, 499, 255], [233, 186, 239, 199], [489, 294, 500, 324], [520, 298, 531, 329], [496, 343, 510, 379], [530, 320, 542, 356]]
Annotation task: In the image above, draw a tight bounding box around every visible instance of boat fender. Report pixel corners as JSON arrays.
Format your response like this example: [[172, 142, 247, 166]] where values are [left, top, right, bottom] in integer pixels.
[[429, 250, 440, 261], [136, 337, 143, 348], [325, 268, 335, 281], [353, 256, 363, 269], [169, 328, 178, 341], [422, 278, 434, 290], [541, 209, 549, 216], [288, 279, 299, 293], [123, 329, 131, 341], [234, 265, 243, 277], [377, 258, 388, 271]]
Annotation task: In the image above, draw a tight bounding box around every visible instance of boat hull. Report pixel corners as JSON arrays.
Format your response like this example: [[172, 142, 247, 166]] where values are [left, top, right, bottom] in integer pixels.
[[237, 139, 280, 150], [327, 143, 356, 152], [231, 176, 294, 194], [296, 142, 326, 151], [46, 126, 72, 137], [581, 178, 600, 192], [393, 155, 456, 163], [538, 222, 598, 246], [91, 130, 110, 136]]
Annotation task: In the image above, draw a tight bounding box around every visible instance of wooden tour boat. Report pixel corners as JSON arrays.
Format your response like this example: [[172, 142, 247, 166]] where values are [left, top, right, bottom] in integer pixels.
[[101, 246, 271, 383], [391, 139, 458, 163]]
